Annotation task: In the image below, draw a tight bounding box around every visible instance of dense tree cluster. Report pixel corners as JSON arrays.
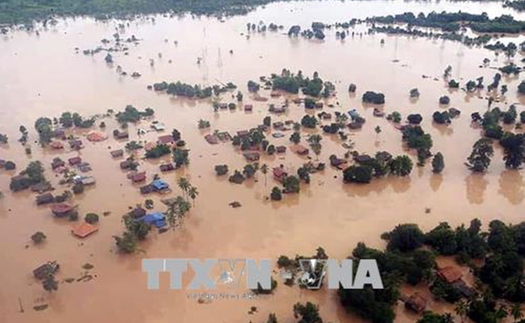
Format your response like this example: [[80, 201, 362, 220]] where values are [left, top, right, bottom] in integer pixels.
[[362, 91, 385, 104], [153, 81, 213, 98], [145, 143, 171, 159], [271, 69, 332, 97], [116, 105, 154, 124], [0, 0, 289, 25], [343, 152, 413, 183], [369, 11, 525, 34], [10, 161, 46, 192], [401, 126, 433, 165]]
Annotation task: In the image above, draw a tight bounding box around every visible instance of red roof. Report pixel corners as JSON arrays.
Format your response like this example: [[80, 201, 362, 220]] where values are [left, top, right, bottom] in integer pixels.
[[132, 172, 146, 183], [87, 132, 107, 142], [438, 266, 463, 283], [51, 203, 74, 215], [205, 134, 218, 144], [158, 135, 175, 144], [50, 141, 64, 149], [68, 157, 82, 165], [72, 222, 98, 238], [244, 104, 253, 111], [237, 130, 249, 137], [291, 145, 309, 155], [273, 167, 288, 181]]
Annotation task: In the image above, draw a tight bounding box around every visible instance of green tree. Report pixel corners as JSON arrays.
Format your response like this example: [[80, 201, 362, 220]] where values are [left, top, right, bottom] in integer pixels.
[[283, 176, 300, 193], [166, 196, 191, 229], [387, 224, 425, 252], [466, 138, 494, 172], [290, 131, 301, 144], [343, 165, 373, 184], [293, 302, 323, 323], [243, 163, 257, 178], [177, 177, 191, 200], [215, 164, 229, 176], [31, 231, 46, 244], [500, 133, 525, 169], [187, 186, 199, 206], [271, 187, 282, 201], [455, 300, 469, 323], [511, 303, 523, 323], [307, 134, 322, 160], [432, 152, 445, 173], [389, 155, 413, 176], [173, 148, 190, 167], [85, 213, 99, 224]]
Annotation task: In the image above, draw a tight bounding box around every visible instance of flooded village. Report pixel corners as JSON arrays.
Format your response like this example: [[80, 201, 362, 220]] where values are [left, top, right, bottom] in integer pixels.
[[5, 0, 525, 322]]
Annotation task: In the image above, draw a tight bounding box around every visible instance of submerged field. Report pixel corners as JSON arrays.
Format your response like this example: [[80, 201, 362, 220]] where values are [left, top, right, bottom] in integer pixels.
[[3, 1, 525, 322]]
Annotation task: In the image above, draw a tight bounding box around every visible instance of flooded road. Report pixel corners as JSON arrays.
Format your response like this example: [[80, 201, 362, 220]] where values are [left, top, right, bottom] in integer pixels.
[[1, 1, 525, 322]]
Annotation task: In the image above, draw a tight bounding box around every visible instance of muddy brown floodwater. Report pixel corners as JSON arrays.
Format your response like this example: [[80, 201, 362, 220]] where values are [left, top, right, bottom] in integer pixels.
[[2, 1, 525, 322]]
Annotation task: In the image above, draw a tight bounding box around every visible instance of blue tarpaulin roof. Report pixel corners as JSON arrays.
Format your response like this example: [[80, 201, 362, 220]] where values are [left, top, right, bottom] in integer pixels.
[[151, 179, 169, 191], [138, 212, 166, 226]]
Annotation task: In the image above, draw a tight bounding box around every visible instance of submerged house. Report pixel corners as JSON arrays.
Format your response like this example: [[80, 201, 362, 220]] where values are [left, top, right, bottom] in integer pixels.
[[158, 135, 175, 145], [68, 156, 82, 166], [330, 157, 348, 170], [33, 261, 59, 280], [50, 141, 64, 150], [31, 182, 53, 194], [137, 212, 167, 228], [72, 222, 98, 238], [51, 203, 74, 217], [51, 158, 65, 170], [129, 206, 147, 219], [36, 193, 55, 206], [69, 139, 83, 150], [216, 132, 232, 141], [131, 172, 146, 183], [273, 167, 288, 183], [405, 292, 427, 313], [151, 179, 169, 192], [437, 266, 463, 284], [120, 160, 133, 170], [151, 121, 166, 131], [160, 163, 175, 172], [87, 132, 107, 142], [353, 154, 374, 164], [204, 134, 219, 145], [110, 149, 124, 158], [276, 146, 287, 154], [73, 175, 96, 186], [291, 145, 309, 156], [243, 151, 260, 162]]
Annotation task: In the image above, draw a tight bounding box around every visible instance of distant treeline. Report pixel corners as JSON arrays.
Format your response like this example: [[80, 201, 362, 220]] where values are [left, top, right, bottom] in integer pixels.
[[368, 11, 525, 34], [504, 0, 525, 11], [0, 0, 288, 25]]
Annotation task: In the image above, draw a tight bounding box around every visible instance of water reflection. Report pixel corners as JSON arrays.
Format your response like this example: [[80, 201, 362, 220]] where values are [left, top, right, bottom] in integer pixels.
[[498, 169, 525, 205], [465, 173, 488, 204], [430, 173, 443, 192]]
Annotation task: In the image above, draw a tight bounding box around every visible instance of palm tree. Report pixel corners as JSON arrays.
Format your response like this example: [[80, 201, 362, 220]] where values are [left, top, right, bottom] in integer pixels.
[[260, 164, 269, 187], [177, 177, 190, 200], [495, 305, 508, 323], [165, 196, 192, 229], [187, 186, 199, 206], [307, 134, 323, 160], [454, 300, 469, 323], [512, 303, 523, 323]]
